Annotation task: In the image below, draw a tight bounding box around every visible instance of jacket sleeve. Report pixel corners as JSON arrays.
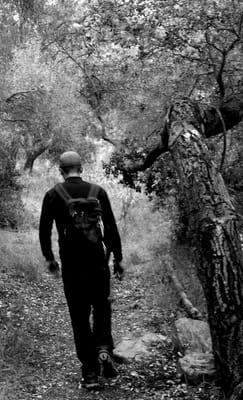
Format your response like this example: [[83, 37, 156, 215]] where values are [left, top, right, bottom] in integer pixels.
[[39, 192, 55, 261], [100, 189, 123, 262]]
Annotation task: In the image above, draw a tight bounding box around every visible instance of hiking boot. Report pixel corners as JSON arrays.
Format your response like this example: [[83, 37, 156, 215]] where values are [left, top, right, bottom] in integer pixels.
[[98, 349, 118, 378], [112, 352, 126, 364], [82, 366, 99, 390]]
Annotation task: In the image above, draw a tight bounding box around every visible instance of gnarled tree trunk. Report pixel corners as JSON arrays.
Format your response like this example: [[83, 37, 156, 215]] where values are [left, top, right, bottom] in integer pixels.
[[24, 143, 51, 172], [168, 101, 243, 400]]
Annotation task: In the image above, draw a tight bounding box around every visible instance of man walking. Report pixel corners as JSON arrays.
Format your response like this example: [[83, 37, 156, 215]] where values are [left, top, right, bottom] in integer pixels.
[[39, 151, 124, 389]]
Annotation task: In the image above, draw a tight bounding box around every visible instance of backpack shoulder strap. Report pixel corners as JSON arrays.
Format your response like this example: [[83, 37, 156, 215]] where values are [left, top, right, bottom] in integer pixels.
[[88, 183, 100, 199], [55, 183, 72, 203]]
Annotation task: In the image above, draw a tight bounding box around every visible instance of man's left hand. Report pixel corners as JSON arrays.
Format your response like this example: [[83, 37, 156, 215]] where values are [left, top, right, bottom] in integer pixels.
[[113, 260, 124, 281]]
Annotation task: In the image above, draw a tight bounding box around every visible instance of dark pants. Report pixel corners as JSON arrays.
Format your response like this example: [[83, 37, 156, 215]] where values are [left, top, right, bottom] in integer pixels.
[[61, 249, 113, 368]]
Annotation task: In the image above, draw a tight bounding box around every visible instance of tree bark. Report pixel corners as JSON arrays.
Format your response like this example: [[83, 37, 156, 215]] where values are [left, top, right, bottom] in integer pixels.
[[167, 101, 243, 400]]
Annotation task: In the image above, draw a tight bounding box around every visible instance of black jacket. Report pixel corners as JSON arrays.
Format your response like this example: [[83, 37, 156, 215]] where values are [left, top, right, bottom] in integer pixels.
[[39, 177, 122, 263]]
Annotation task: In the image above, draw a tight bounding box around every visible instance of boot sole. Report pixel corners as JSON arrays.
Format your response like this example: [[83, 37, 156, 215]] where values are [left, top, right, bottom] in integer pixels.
[[82, 381, 100, 390]]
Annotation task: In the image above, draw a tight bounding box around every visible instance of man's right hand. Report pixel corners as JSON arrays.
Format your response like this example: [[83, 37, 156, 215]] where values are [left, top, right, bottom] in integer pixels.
[[46, 260, 60, 278]]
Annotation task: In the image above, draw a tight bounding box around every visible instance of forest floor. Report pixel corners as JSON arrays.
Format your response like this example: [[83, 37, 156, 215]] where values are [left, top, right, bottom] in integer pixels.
[[0, 231, 223, 400]]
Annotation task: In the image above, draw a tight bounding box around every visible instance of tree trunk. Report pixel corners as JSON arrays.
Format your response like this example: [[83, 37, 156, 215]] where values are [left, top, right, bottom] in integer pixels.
[[24, 154, 36, 172], [168, 101, 243, 400], [24, 146, 49, 172]]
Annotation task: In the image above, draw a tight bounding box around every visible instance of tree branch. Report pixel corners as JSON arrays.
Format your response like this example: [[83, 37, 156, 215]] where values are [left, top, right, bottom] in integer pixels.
[[217, 51, 226, 99], [102, 135, 122, 148], [204, 97, 243, 137], [214, 107, 228, 172], [104, 108, 171, 173], [54, 41, 98, 93], [54, 41, 86, 74], [125, 143, 166, 173], [0, 117, 30, 125], [5, 90, 36, 102], [205, 20, 242, 100], [106, 98, 242, 174], [205, 31, 226, 98], [205, 31, 224, 54]]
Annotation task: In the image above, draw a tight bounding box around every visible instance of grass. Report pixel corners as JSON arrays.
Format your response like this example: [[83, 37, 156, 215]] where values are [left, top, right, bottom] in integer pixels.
[[0, 230, 42, 280], [0, 232, 40, 399]]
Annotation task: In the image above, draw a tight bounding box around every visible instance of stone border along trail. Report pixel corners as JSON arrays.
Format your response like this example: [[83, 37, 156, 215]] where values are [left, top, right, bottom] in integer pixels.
[[18, 264, 220, 400]]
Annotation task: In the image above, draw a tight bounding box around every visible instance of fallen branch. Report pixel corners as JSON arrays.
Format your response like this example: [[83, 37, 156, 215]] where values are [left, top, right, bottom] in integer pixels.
[[164, 261, 203, 320]]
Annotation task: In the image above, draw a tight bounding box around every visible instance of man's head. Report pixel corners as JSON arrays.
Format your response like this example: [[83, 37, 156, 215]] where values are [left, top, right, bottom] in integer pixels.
[[59, 151, 82, 177]]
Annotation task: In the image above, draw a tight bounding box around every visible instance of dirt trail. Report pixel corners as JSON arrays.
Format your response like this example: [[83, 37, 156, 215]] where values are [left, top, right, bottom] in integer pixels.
[[23, 266, 175, 400], [0, 256, 220, 400]]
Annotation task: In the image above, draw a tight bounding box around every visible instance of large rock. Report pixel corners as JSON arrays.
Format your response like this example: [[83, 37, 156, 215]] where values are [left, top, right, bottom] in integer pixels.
[[175, 317, 212, 354], [114, 332, 167, 361], [179, 352, 216, 384], [174, 318, 216, 384]]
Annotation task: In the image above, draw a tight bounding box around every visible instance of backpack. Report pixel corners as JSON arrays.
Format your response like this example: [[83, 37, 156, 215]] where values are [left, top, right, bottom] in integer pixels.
[[55, 183, 105, 246]]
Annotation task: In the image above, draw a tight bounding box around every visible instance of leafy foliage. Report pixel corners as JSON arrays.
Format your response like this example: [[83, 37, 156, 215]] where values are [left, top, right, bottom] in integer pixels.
[[0, 0, 241, 229], [40, 1, 242, 232], [0, 128, 23, 228], [1, 38, 98, 171], [104, 141, 177, 199]]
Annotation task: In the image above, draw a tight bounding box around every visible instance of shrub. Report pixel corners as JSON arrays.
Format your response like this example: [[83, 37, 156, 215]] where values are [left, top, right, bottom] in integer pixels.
[[0, 132, 24, 228], [0, 230, 42, 280]]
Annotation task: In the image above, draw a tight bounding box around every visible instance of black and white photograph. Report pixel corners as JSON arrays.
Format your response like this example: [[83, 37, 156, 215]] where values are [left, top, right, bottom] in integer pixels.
[[0, 1, 242, 399]]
